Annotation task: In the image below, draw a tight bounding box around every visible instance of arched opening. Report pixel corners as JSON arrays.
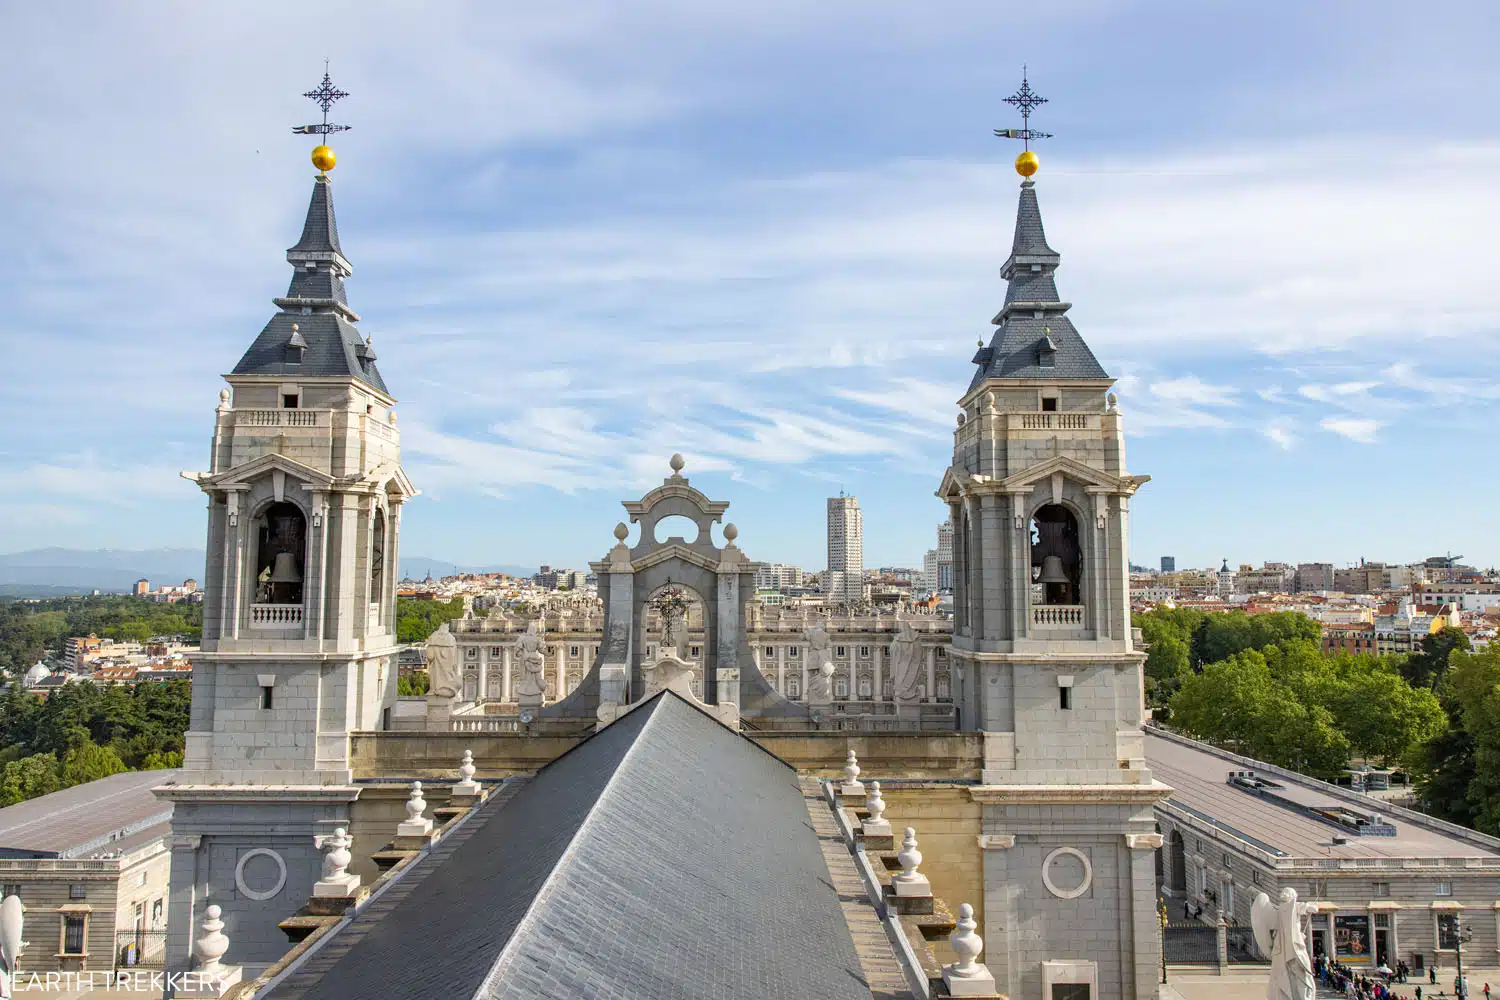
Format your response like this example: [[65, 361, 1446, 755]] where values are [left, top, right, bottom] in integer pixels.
[[370, 508, 386, 608], [1169, 829, 1187, 895], [652, 515, 702, 545], [1030, 504, 1081, 606], [255, 502, 306, 606]]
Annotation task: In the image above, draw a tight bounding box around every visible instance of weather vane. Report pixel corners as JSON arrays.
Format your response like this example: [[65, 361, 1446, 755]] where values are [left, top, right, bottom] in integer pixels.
[[293, 61, 351, 175], [994, 67, 1052, 179]]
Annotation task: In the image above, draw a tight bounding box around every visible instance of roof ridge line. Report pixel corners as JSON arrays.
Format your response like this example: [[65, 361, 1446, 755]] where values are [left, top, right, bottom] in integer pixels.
[[470, 699, 667, 1000]]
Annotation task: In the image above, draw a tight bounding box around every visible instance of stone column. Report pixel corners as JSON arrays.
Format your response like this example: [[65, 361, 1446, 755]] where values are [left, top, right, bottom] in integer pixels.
[[478, 644, 489, 699], [223, 491, 246, 640], [500, 645, 512, 702], [801, 645, 809, 701], [926, 645, 937, 702], [873, 644, 884, 704], [554, 646, 565, 700], [776, 644, 786, 694]]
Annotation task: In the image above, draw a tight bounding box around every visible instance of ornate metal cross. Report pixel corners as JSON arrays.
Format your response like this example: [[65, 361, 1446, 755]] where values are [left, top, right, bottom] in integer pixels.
[[994, 67, 1053, 150], [293, 64, 352, 137]]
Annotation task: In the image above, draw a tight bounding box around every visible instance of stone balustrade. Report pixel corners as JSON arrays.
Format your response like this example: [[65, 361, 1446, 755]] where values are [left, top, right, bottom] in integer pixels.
[[1031, 604, 1085, 627], [1013, 412, 1097, 431], [250, 603, 305, 628], [233, 408, 326, 428]]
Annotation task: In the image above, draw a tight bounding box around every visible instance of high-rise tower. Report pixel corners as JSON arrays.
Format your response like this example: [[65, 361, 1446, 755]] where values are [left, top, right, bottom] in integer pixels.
[[158, 88, 416, 971], [825, 493, 863, 605], [936, 80, 1169, 1000]]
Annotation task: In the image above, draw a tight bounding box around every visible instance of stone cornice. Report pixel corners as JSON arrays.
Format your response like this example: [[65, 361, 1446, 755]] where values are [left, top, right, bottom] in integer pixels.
[[152, 784, 362, 804], [968, 780, 1172, 805]]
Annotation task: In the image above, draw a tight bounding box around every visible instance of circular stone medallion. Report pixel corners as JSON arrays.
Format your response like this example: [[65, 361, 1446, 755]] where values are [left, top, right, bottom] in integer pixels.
[[1041, 846, 1093, 900], [235, 848, 289, 901]]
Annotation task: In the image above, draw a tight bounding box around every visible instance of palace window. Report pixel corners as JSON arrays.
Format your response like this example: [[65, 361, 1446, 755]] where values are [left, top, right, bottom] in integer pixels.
[[490, 647, 501, 656], [63, 914, 86, 955], [834, 677, 849, 699], [466, 648, 477, 659], [1030, 504, 1081, 606], [254, 501, 307, 606], [858, 646, 870, 658], [788, 647, 799, 659], [936, 647, 947, 659], [369, 508, 386, 604], [787, 677, 801, 699], [1041, 396, 1058, 412], [1435, 881, 1452, 897], [836, 646, 846, 658], [260, 685, 273, 710], [690, 646, 701, 658], [1373, 881, 1390, 897], [1, 884, 18, 900], [70, 884, 87, 900], [858, 676, 872, 699], [1059, 686, 1071, 710], [570, 646, 580, 657], [765, 646, 775, 658]]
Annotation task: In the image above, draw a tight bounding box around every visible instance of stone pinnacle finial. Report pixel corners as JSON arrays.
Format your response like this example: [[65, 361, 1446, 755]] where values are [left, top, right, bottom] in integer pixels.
[[723, 523, 738, 543], [194, 905, 230, 978], [669, 453, 685, 474], [866, 782, 886, 824], [843, 749, 860, 785], [950, 904, 983, 974], [896, 827, 923, 882], [321, 827, 353, 881], [613, 522, 629, 541], [406, 781, 427, 824], [459, 750, 476, 784]]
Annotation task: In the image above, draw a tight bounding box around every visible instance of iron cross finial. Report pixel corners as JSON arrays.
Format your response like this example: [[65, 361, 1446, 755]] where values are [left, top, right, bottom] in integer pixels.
[[293, 63, 352, 138], [995, 66, 1053, 150]]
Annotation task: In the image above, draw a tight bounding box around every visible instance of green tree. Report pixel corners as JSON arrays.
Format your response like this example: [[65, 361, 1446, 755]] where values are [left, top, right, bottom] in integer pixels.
[[395, 598, 465, 644], [1435, 646, 1500, 832], [60, 740, 128, 786], [1402, 626, 1472, 690], [397, 671, 430, 696], [0, 753, 61, 806]]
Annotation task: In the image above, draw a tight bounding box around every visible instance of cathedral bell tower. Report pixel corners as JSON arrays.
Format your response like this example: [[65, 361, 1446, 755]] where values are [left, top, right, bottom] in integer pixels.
[[159, 75, 417, 972], [936, 75, 1170, 1000]]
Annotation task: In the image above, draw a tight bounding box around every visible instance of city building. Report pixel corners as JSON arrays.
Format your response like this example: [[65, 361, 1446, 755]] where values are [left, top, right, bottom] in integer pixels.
[[921, 548, 938, 595], [1296, 563, 1335, 593], [936, 518, 954, 590], [1160, 556, 1175, 574], [132, 579, 149, 596], [1152, 729, 1500, 971], [754, 562, 804, 591], [824, 493, 863, 605], [0, 770, 176, 975]]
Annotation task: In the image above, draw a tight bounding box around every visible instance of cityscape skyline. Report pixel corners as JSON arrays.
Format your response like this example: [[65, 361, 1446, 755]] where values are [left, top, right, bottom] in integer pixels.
[[2, 5, 1498, 572]]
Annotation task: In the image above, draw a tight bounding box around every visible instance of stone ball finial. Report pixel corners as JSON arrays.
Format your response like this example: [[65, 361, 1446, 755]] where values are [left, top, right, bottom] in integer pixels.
[[669, 453, 685, 474], [723, 523, 738, 542], [613, 522, 629, 541], [217, 387, 231, 408], [897, 827, 923, 881], [459, 749, 476, 783], [194, 904, 230, 976], [406, 781, 427, 823], [949, 903, 985, 976], [843, 749, 860, 785], [389, 409, 399, 425], [866, 781, 886, 824]]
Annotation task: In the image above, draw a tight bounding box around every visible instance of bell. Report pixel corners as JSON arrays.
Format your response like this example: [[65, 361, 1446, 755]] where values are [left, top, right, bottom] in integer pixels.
[[269, 551, 303, 584], [1038, 555, 1069, 585]]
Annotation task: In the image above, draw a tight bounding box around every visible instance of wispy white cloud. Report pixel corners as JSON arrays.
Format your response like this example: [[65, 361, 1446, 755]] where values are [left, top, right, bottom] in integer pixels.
[[1261, 420, 1297, 451], [1319, 417, 1382, 444], [1149, 376, 1238, 407]]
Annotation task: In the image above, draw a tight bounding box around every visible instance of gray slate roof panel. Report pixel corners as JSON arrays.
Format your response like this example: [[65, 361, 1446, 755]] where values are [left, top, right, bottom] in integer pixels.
[[969, 180, 1112, 390], [229, 176, 388, 395], [275, 694, 872, 1000], [0, 769, 177, 858]]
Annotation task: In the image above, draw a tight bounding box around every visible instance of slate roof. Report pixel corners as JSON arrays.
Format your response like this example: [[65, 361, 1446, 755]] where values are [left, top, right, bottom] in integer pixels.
[[273, 692, 873, 1000], [969, 179, 1110, 389], [229, 175, 388, 395], [0, 769, 176, 859]]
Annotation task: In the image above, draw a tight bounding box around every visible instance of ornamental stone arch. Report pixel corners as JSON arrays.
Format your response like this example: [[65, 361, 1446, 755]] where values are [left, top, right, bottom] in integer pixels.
[[546, 455, 807, 721]]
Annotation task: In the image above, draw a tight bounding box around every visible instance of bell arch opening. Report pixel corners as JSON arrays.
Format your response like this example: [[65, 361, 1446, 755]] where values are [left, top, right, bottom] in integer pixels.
[[1030, 503, 1081, 607], [254, 501, 307, 607]]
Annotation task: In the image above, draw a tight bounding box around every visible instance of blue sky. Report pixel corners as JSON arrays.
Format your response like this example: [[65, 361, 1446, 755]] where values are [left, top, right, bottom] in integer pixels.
[[2, 2, 1497, 573]]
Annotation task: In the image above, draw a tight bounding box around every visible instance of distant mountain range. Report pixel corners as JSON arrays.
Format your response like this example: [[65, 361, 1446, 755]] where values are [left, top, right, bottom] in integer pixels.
[[0, 549, 539, 598], [0, 548, 206, 595], [398, 557, 537, 581]]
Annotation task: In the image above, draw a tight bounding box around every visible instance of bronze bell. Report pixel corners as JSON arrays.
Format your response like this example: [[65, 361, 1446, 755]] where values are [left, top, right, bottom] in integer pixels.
[[1038, 554, 1069, 585], [269, 551, 303, 584]]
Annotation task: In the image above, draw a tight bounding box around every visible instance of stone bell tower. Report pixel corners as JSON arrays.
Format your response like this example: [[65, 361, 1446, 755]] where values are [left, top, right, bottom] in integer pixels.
[[936, 93, 1170, 1000], [158, 101, 417, 970]]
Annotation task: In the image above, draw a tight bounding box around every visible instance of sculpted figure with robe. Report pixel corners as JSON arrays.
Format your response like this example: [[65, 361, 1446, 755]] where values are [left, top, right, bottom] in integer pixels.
[[425, 622, 461, 701], [890, 619, 924, 704], [515, 621, 548, 706]]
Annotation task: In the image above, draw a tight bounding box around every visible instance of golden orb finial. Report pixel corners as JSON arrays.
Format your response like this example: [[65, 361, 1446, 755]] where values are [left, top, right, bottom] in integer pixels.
[[1015, 149, 1039, 178], [311, 145, 337, 173]]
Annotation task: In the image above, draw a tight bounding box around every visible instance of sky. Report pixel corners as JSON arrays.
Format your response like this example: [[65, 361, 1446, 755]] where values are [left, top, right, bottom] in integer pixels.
[[1, 1, 1497, 573]]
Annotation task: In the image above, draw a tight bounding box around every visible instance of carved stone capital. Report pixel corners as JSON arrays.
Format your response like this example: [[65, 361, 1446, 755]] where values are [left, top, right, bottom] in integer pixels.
[[1125, 833, 1164, 850]]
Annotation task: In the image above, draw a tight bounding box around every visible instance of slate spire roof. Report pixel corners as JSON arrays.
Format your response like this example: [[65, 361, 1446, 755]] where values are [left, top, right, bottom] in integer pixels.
[[968, 178, 1110, 389], [229, 174, 389, 395]]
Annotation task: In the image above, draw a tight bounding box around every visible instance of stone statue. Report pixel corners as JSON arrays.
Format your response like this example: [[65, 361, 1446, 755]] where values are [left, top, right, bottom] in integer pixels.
[[425, 622, 461, 700], [805, 620, 835, 706], [0, 893, 22, 1000], [890, 620, 924, 704], [515, 621, 548, 708], [1251, 888, 1315, 1000]]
